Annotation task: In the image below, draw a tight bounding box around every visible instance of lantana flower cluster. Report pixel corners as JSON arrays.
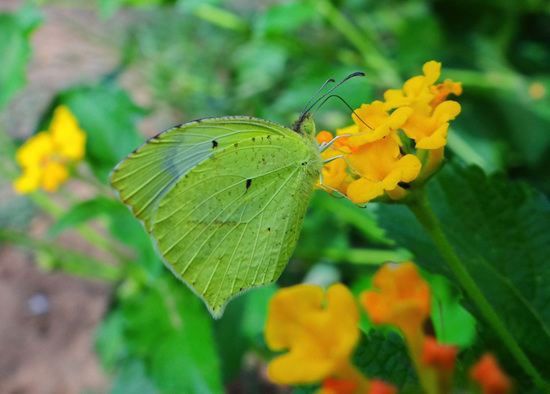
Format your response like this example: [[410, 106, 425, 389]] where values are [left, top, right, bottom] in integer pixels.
[[317, 61, 462, 204], [14, 105, 86, 193], [264, 262, 512, 394]]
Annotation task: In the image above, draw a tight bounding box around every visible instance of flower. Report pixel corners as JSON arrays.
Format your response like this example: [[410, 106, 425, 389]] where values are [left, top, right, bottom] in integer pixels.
[[345, 136, 421, 204], [14, 106, 86, 193], [315, 61, 461, 204], [429, 79, 462, 108], [422, 337, 458, 393], [400, 101, 461, 150], [360, 262, 431, 337], [422, 337, 457, 372], [470, 354, 512, 394], [367, 380, 397, 394], [347, 101, 412, 146], [319, 377, 358, 394], [264, 284, 359, 385], [360, 262, 436, 393], [383, 61, 442, 110]]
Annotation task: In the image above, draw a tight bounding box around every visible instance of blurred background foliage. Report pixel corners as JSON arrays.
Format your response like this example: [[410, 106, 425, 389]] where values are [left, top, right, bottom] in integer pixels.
[[1, 0, 549, 393]]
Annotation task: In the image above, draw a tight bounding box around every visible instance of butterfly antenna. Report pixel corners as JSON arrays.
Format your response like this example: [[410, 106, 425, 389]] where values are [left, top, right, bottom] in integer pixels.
[[304, 71, 365, 115], [299, 77, 336, 118], [312, 94, 372, 130]]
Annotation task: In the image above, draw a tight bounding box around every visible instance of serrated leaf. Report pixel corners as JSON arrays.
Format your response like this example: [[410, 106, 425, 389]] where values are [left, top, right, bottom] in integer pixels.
[[376, 162, 550, 380], [352, 330, 417, 392]]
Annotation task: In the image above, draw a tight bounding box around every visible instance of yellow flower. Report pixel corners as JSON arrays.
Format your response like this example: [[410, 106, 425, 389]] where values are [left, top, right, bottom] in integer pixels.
[[345, 137, 421, 204], [50, 106, 86, 160], [401, 101, 461, 150], [265, 284, 359, 385], [347, 101, 412, 146], [383, 61, 442, 110], [14, 105, 86, 194]]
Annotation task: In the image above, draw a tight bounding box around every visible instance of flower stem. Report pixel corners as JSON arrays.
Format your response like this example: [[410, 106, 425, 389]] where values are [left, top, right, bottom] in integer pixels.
[[407, 190, 547, 389]]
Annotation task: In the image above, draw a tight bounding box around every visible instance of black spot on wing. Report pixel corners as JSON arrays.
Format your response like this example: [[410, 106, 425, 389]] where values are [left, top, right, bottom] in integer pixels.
[[212, 140, 218, 148], [246, 179, 252, 190]]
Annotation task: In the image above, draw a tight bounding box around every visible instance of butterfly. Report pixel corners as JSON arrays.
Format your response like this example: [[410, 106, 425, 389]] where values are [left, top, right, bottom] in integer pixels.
[[110, 73, 364, 317]]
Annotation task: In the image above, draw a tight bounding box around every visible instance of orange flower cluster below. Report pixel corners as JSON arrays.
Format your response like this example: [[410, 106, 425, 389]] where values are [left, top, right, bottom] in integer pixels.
[[317, 61, 462, 204], [264, 262, 512, 394]]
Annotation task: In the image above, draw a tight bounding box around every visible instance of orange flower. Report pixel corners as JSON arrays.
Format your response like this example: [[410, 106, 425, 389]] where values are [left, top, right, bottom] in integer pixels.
[[470, 354, 512, 394], [319, 377, 358, 394], [361, 262, 430, 335], [265, 284, 360, 384], [422, 337, 457, 394], [360, 262, 437, 393], [367, 380, 397, 394], [422, 337, 457, 372], [429, 79, 462, 108]]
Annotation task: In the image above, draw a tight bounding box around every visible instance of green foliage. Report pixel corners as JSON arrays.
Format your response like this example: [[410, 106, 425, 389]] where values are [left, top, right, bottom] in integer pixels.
[[0, 3, 41, 110], [61, 83, 146, 182], [377, 162, 550, 383], [96, 273, 224, 394], [353, 331, 418, 393]]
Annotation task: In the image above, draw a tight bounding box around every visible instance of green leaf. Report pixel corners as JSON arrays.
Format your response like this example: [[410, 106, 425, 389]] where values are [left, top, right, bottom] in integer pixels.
[[51, 196, 161, 275], [352, 330, 417, 392], [0, 4, 41, 109], [111, 359, 159, 394], [376, 162, 550, 380], [108, 274, 224, 393], [61, 83, 146, 182]]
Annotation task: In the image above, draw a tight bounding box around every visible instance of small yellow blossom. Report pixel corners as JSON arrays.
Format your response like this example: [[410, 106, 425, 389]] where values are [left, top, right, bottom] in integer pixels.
[[14, 105, 86, 193], [383, 61, 442, 110], [347, 101, 412, 146], [401, 101, 462, 150], [265, 284, 359, 385], [345, 137, 421, 204]]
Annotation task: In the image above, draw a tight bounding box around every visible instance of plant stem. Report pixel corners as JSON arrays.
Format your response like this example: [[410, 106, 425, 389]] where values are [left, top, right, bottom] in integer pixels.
[[29, 192, 132, 262], [0, 228, 121, 281], [407, 190, 547, 388]]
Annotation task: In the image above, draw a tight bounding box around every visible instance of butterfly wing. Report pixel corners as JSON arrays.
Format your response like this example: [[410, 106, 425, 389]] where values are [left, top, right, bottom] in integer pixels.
[[110, 116, 322, 316]]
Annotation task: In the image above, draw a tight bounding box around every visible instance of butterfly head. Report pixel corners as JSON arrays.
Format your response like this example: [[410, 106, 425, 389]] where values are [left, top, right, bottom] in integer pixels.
[[292, 113, 316, 136]]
